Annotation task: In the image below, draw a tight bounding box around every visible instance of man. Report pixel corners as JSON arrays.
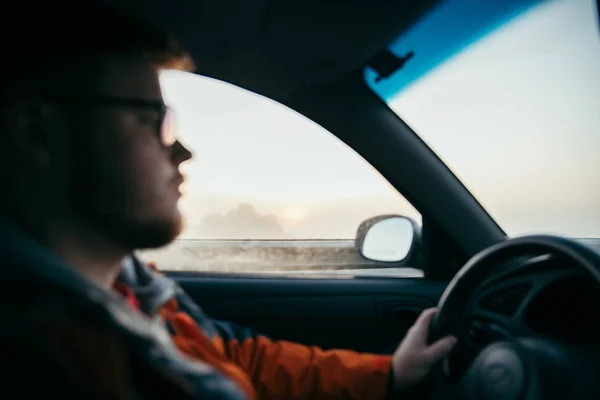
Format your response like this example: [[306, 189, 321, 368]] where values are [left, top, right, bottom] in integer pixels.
[[0, 2, 456, 399]]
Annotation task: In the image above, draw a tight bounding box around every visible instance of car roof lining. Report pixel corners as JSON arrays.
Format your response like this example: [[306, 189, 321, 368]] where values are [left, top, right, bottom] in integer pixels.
[[101, 0, 439, 102]]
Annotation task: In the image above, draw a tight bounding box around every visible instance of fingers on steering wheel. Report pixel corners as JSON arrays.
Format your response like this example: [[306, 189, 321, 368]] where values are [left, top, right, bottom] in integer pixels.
[[413, 308, 458, 361], [412, 307, 438, 333], [425, 336, 458, 361]]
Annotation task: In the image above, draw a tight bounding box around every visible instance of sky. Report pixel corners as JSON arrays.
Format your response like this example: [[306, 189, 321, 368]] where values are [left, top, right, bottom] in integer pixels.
[[160, 71, 420, 240], [160, 0, 600, 240]]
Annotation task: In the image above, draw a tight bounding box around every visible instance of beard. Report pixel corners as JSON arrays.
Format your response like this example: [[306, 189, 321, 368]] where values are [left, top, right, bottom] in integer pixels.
[[66, 128, 183, 250], [75, 201, 183, 250]]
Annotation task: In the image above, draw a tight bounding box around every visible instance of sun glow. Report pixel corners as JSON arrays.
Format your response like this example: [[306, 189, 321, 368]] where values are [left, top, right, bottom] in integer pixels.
[[283, 209, 308, 222]]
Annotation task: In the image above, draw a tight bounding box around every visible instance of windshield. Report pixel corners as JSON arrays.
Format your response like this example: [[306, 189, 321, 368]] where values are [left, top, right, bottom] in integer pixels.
[[365, 0, 600, 239]]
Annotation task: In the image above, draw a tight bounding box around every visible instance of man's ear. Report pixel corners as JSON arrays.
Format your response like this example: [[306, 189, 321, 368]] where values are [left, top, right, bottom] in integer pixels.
[[2, 96, 57, 168]]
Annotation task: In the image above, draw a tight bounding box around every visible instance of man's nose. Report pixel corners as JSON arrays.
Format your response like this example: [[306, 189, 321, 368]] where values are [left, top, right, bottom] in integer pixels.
[[170, 140, 193, 165]]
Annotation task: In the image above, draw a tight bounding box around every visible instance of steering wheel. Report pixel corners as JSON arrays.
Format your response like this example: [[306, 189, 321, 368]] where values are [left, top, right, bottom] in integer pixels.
[[427, 235, 600, 400]]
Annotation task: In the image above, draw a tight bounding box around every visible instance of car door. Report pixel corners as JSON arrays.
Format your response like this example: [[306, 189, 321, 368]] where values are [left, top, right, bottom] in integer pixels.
[[167, 272, 446, 354], [138, 71, 463, 355]]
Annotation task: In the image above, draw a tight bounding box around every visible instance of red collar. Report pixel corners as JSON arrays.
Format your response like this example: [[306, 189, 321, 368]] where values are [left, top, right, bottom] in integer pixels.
[[113, 282, 141, 310]]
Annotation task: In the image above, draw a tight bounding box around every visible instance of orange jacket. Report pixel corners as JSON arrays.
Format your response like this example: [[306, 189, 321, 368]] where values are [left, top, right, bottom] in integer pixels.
[[117, 257, 394, 400]]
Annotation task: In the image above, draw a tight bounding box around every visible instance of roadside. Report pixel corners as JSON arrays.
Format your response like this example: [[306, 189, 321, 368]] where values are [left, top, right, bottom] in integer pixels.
[[138, 238, 600, 277]]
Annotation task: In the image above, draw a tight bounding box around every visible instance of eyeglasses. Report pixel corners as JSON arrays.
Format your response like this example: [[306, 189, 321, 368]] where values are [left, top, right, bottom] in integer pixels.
[[47, 95, 178, 147]]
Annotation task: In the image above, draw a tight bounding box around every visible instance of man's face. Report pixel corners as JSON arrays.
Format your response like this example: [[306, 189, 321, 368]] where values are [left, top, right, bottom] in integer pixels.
[[65, 56, 192, 249]]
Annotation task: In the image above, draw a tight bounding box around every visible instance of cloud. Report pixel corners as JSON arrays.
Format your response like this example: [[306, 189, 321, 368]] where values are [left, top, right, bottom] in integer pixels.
[[195, 203, 288, 239]]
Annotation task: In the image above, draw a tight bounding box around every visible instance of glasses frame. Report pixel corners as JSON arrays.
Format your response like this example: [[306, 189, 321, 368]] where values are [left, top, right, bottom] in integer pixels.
[[46, 95, 177, 147]]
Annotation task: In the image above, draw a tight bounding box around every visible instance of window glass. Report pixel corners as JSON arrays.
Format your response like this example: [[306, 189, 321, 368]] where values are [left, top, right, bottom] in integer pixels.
[[139, 71, 422, 277], [366, 0, 600, 240]]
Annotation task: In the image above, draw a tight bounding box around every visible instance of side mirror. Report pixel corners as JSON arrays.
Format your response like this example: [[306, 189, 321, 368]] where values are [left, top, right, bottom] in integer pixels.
[[355, 215, 420, 263]]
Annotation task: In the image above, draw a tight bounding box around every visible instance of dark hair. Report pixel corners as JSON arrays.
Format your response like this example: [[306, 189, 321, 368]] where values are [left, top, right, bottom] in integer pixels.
[[2, 1, 194, 92]]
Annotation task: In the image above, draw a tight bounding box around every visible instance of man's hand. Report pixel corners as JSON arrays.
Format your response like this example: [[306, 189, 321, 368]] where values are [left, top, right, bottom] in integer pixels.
[[391, 308, 457, 393]]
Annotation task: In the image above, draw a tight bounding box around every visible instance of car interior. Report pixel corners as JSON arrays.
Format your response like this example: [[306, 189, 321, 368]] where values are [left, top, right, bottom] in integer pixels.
[[96, 0, 599, 398]]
